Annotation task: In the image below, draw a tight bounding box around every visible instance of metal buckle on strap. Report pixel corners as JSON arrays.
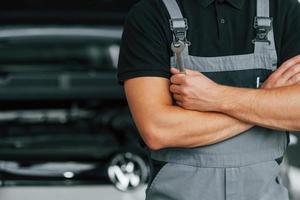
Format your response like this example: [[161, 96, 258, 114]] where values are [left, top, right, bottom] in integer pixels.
[[169, 18, 191, 45], [252, 16, 273, 45]]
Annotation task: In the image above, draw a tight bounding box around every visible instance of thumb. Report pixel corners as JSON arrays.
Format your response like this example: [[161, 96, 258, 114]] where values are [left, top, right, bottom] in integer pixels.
[[171, 67, 201, 76], [170, 67, 180, 74]]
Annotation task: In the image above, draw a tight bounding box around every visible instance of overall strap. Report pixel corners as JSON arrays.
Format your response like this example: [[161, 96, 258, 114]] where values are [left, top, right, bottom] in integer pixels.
[[161, 0, 189, 57], [254, 0, 277, 57], [257, 0, 270, 17]]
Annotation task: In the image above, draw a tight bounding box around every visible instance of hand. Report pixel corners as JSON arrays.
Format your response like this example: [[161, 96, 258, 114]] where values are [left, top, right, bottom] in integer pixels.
[[169, 67, 223, 111], [262, 55, 300, 89], [169, 55, 300, 112]]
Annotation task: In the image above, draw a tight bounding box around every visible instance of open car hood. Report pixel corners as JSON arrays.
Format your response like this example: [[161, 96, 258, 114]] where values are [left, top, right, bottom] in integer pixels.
[[0, 0, 149, 190]]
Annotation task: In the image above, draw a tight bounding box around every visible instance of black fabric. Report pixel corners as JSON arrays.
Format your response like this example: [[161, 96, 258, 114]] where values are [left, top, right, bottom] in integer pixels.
[[286, 132, 290, 146], [117, 0, 300, 85], [204, 69, 273, 88]]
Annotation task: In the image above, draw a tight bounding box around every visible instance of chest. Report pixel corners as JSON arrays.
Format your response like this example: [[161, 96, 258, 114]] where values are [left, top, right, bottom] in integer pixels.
[[177, 0, 267, 57], [164, 0, 278, 88]]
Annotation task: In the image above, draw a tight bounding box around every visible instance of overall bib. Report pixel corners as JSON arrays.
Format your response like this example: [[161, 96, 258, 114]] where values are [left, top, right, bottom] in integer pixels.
[[146, 0, 290, 199]]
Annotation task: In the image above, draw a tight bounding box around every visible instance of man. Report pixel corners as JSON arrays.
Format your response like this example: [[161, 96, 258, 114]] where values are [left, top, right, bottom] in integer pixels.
[[118, 0, 300, 199]]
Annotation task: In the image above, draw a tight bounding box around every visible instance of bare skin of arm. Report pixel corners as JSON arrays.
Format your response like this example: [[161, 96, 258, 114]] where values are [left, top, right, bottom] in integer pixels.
[[219, 84, 300, 131], [170, 55, 300, 132], [124, 77, 252, 150]]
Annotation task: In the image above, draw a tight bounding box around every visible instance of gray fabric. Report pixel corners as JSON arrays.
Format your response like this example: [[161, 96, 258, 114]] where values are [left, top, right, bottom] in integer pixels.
[[254, 0, 277, 64], [161, 0, 189, 59], [163, 0, 278, 73], [161, 0, 184, 20], [157, 0, 285, 169], [171, 53, 277, 72], [148, 0, 288, 199], [257, 18, 272, 26], [151, 127, 287, 168], [158, 0, 284, 169], [257, 0, 269, 17], [146, 161, 289, 200], [254, 29, 277, 55]]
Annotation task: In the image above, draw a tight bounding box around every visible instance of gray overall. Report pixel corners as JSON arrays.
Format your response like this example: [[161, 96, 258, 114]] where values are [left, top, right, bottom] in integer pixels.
[[146, 0, 290, 199]]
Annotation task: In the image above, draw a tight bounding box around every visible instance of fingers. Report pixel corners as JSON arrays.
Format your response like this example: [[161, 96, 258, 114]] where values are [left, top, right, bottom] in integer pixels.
[[170, 67, 180, 75], [264, 55, 300, 88], [287, 72, 300, 85], [275, 55, 300, 76], [270, 63, 300, 87], [170, 73, 186, 84], [173, 93, 183, 101], [185, 69, 201, 76], [170, 85, 184, 107], [169, 84, 181, 94], [176, 101, 183, 107], [170, 87, 183, 106], [281, 63, 300, 81], [282, 55, 300, 69], [263, 71, 300, 89], [170, 67, 200, 76], [170, 67, 203, 84]]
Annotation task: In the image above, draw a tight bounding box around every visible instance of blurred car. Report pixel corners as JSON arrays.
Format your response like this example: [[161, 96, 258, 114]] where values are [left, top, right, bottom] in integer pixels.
[[0, 1, 299, 200], [0, 0, 149, 194]]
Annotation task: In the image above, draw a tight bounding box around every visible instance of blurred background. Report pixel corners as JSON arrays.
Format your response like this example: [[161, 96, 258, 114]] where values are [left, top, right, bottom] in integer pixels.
[[0, 0, 299, 200]]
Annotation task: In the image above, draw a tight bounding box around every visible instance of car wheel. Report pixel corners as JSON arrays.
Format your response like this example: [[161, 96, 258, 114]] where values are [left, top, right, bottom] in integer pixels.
[[108, 152, 149, 192]]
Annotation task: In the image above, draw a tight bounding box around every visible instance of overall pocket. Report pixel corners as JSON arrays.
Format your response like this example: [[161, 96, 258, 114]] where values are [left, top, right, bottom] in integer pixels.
[[258, 160, 289, 200], [146, 162, 170, 200], [146, 162, 226, 200]]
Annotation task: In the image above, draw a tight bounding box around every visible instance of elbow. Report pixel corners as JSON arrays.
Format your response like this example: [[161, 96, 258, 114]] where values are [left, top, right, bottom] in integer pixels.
[[293, 117, 300, 131], [141, 125, 167, 151], [145, 139, 163, 151], [289, 121, 300, 131], [282, 116, 300, 131]]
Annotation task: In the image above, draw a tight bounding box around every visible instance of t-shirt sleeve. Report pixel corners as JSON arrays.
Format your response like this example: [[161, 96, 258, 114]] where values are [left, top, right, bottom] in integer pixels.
[[117, 2, 171, 85], [279, 0, 300, 64]]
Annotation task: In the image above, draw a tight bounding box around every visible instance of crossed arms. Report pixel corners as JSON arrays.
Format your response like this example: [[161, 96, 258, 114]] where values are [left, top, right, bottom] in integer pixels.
[[124, 55, 300, 150]]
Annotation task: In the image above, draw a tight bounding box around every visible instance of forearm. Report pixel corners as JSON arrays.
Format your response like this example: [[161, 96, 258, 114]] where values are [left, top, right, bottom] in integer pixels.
[[145, 105, 252, 149], [218, 85, 300, 131], [124, 76, 252, 150]]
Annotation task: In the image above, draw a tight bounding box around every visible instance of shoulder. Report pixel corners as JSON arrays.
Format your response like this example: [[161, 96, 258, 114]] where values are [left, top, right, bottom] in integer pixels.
[[123, 0, 172, 43], [281, 0, 300, 7], [126, 0, 170, 26], [272, 0, 300, 64], [271, 0, 300, 34], [271, 0, 300, 15]]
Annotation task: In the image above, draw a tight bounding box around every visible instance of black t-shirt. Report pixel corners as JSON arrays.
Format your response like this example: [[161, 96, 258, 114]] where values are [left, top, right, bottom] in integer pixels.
[[117, 0, 300, 85], [118, 0, 300, 185]]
